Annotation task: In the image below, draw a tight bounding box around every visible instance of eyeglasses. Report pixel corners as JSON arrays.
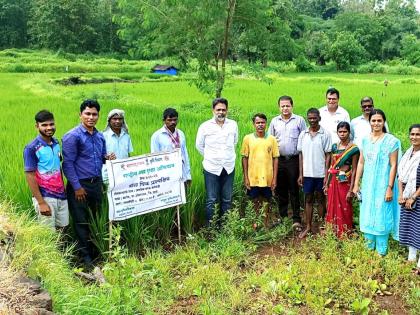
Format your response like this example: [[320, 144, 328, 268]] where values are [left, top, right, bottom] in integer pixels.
[[362, 105, 373, 109]]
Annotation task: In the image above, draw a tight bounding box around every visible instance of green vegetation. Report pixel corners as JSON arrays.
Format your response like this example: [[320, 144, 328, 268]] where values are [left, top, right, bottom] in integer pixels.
[[2, 200, 419, 314], [1, 0, 420, 96], [0, 57, 419, 246], [0, 51, 419, 313]]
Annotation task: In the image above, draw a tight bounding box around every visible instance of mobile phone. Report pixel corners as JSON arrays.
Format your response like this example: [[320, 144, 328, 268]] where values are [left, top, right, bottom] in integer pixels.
[[356, 191, 362, 202]]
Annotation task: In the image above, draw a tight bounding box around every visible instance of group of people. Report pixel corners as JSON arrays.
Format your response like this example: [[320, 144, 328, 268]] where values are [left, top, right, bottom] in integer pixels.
[[23, 88, 420, 274]]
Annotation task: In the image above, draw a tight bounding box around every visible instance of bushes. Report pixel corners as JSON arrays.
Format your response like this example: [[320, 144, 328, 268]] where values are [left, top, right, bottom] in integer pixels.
[[356, 61, 385, 74], [294, 55, 315, 72]]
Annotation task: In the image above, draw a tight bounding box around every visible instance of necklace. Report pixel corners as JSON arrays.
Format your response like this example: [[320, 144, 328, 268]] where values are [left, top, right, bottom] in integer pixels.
[[338, 140, 350, 150]]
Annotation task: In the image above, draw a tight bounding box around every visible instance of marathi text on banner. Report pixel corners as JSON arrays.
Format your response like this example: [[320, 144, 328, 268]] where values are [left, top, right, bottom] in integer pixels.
[[106, 149, 186, 221]]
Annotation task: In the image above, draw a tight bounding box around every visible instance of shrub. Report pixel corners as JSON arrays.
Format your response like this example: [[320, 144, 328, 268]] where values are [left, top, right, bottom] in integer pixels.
[[294, 55, 314, 72]]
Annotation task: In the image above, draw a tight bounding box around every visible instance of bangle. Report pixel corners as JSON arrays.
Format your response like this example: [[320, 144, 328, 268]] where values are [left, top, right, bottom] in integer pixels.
[[388, 185, 393, 189]]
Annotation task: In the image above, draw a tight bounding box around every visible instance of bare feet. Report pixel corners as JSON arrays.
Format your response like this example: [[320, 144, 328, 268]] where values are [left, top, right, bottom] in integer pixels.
[[299, 226, 311, 239], [411, 267, 420, 275]]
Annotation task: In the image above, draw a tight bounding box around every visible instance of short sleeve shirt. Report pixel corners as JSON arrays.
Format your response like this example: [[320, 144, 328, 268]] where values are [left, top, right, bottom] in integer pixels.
[[319, 105, 350, 145], [297, 127, 332, 178], [241, 134, 280, 187], [103, 129, 133, 159], [23, 136, 66, 199]]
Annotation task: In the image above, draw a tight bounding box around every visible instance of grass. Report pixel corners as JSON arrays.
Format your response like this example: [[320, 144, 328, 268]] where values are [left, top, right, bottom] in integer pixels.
[[1, 200, 419, 314], [0, 51, 419, 313], [0, 66, 419, 249]]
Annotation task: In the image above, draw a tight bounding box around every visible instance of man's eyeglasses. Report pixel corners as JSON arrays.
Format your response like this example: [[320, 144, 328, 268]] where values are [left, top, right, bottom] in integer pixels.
[[361, 105, 373, 109]]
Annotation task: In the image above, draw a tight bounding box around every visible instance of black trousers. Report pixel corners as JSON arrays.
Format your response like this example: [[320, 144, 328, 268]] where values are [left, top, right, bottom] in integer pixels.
[[276, 155, 301, 223], [67, 179, 103, 260]]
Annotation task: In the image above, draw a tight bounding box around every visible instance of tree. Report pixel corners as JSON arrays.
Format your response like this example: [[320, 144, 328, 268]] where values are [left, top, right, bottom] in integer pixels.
[[0, 0, 31, 48], [94, 0, 123, 53], [334, 12, 385, 60], [235, 0, 298, 65], [329, 31, 366, 70], [401, 34, 420, 65], [304, 30, 330, 65], [28, 0, 98, 53], [293, 0, 341, 19], [117, 0, 280, 97], [377, 0, 419, 60]]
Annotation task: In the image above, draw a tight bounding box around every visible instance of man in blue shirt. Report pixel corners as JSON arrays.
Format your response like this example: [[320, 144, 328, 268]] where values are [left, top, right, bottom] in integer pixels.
[[151, 108, 191, 184], [62, 99, 110, 267], [24, 110, 68, 230]]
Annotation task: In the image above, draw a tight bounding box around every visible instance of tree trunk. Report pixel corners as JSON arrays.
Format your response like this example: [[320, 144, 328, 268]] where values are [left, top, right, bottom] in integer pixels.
[[216, 0, 236, 98]]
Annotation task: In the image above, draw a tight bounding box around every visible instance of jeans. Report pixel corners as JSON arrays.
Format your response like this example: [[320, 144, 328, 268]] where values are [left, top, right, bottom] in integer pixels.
[[67, 179, 103, 262], [204, 168, 235, 224]]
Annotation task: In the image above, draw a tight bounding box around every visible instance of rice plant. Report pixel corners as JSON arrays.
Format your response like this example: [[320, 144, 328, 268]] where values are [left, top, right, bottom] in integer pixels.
[[0, 52, 419, 252]]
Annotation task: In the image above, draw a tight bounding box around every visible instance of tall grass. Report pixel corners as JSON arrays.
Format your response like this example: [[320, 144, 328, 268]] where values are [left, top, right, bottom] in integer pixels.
[[0, 58, 419, 251]]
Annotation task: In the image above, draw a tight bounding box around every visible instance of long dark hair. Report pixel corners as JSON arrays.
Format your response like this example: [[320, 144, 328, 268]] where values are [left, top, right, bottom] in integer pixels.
[[369, 109, 387, 133]]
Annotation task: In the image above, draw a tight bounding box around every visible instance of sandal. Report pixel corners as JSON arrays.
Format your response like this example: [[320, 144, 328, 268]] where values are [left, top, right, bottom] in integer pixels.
[[292, 222, 302, 232], [411, 267, 420, 275]]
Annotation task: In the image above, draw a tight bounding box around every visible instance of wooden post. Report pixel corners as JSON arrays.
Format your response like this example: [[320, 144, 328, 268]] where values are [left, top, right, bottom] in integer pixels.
[[108, 220, 113, 259], [176, 205, 181, 243]]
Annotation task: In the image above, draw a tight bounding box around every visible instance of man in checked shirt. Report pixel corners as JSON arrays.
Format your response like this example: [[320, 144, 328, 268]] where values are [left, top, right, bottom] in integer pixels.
[[268, 95, 307, 229]]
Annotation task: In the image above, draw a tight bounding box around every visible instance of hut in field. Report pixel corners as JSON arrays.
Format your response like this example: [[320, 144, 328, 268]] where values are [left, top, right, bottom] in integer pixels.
[[151, 65, 178, 75]]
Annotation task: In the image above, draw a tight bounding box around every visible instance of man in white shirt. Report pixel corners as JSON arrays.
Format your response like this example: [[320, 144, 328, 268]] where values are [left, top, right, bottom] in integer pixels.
[[351, 96, 389, 147], [319, 88, 350, 145], [151, 108, 191, 184], [196, 98, 238, 225]]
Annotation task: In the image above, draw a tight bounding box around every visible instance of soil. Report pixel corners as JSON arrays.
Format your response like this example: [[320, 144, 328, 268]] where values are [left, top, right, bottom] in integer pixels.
[[0, 216, 54, 315], [167, 296, 198, 315], [375, 295, 410, 315]]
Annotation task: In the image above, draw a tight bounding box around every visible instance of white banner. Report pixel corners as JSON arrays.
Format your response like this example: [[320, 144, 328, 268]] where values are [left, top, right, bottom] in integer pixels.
[[106, 149, 186, 221]]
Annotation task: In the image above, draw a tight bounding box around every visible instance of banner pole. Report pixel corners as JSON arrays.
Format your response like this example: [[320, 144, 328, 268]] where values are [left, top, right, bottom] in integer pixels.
[[108, 220, 113, 259], [176, 205, 181, 243]]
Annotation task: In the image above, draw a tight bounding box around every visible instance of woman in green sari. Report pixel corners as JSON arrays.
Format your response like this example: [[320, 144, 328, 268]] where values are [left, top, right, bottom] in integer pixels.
[[326, 122, 359, 237]]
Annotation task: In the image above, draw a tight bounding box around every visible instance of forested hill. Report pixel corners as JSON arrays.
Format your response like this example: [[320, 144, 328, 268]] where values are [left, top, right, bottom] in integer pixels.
[[0, 0, 419, 70]]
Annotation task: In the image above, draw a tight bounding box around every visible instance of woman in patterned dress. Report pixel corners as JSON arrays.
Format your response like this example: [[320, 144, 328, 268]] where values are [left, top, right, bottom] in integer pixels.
[[398, 124, 420, 274]]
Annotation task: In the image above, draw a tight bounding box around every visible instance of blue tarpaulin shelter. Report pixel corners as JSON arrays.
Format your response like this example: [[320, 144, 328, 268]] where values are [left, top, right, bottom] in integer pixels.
[[152, 65, 178, 75]]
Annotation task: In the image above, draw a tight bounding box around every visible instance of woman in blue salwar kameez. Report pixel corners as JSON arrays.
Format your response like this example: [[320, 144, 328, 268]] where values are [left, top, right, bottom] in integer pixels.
[[353, 109, 400, 255]]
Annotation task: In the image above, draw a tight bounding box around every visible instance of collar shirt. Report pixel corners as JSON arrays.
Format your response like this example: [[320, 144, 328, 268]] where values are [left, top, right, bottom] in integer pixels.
[[62, 124, 107, 190], [319, 105, 350, 145], [103, 128, 133, 159], [351, 115, 390, 148], [23, 136, 66, 200], [151, 126, 192, 181], [196, 117, 238, 176], [268, 113, 307, 156], [297, 126, 332, 178]]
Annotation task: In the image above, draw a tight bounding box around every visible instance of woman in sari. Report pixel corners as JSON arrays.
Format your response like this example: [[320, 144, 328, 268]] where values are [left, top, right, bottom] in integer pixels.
[[353, 109, 400, 256], [325, 122, 359, 237], [398, 124, 420, 274]]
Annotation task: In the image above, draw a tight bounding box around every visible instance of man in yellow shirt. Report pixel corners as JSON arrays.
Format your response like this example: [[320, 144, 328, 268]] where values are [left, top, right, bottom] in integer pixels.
[[241, 113, 279, 226]]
